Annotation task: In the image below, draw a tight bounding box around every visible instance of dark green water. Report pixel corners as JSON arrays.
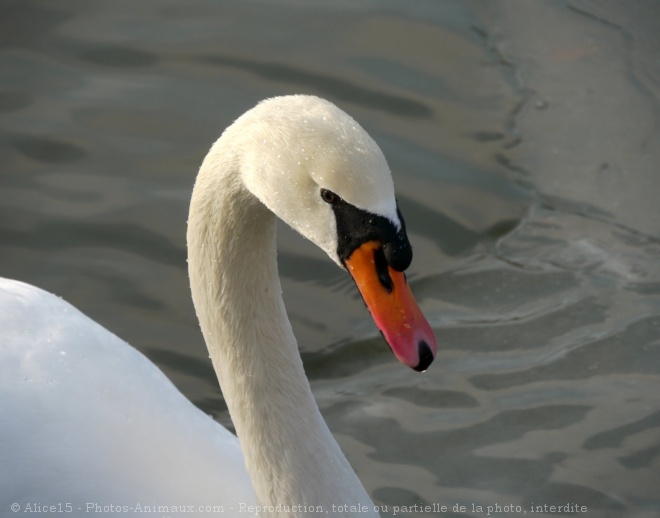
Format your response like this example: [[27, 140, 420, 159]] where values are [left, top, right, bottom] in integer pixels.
[[1, 1, 659, 516]]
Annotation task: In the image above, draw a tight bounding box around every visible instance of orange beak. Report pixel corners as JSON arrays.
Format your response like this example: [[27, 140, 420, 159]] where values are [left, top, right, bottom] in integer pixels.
[[345, 240, 437, 371]]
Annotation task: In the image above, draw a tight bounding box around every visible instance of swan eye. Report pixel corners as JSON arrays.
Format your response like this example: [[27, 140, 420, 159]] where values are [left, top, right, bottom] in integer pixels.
[[320, 189, 338, 204]]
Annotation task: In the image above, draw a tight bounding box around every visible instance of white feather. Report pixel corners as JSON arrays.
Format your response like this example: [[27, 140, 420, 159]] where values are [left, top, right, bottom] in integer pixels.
[[1, 96, 398, 517]]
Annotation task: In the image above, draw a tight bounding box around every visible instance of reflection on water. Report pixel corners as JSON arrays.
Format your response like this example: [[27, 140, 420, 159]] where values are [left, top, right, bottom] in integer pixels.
[[1, 0, 659, 516]]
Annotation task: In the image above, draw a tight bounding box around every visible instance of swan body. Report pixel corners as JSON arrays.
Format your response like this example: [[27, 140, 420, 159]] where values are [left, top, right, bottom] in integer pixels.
[[0, 95, 436, 517], [0, 279, 257, 512]]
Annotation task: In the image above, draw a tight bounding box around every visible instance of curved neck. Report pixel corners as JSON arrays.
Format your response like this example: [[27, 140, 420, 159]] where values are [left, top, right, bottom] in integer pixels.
[[187, 147, 377, 516]]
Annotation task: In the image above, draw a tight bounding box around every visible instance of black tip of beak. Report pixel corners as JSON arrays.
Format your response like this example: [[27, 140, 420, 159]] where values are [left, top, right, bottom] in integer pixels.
[[413, 340, 434, 372]]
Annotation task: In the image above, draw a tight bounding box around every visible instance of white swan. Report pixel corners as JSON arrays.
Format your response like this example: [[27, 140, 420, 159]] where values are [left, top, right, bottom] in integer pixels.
[[0, 95, 437, 517]]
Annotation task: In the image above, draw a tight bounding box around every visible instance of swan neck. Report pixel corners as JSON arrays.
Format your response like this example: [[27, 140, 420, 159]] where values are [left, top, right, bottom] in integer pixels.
[[187, 151, 376, 515]]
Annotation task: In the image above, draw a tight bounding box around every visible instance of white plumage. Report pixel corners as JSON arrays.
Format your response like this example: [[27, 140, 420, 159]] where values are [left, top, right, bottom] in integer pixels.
[[0, 278, 256, 512], [1, 96, 422, 517]]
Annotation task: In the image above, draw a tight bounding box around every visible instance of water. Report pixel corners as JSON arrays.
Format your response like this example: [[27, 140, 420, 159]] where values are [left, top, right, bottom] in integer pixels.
[[1, 1, 659, 516]]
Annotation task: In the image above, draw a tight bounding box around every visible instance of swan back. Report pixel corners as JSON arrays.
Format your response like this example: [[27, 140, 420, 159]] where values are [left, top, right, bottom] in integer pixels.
[[0, 278, 256, 513]]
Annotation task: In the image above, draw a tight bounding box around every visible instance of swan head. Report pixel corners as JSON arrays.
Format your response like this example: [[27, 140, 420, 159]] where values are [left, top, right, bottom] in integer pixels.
[[229, 95, 437, 371]]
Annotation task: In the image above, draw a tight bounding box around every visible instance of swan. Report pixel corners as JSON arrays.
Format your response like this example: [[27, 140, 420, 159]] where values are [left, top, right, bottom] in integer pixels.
[[0, 95, 437, 517]]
